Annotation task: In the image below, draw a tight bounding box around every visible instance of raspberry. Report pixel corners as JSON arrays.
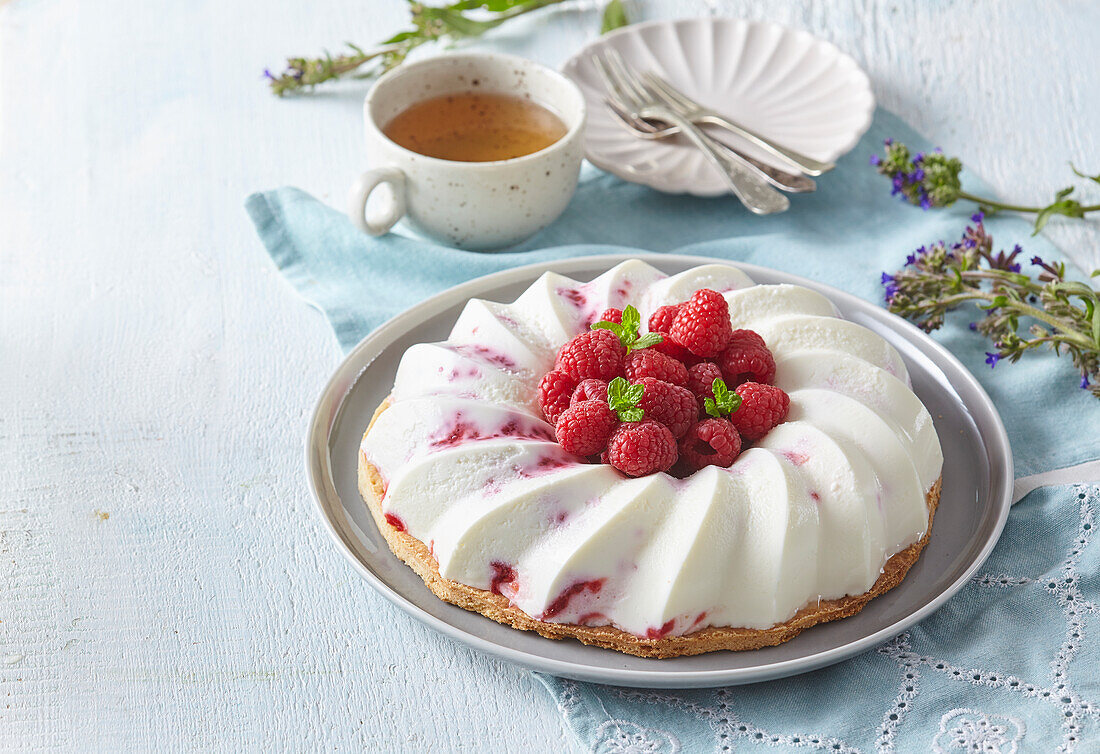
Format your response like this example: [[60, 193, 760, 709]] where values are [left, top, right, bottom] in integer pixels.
[[731, 382, 789, 440], [647, 304, 698, 366], [624, 349, 689, 387], [571, 378, 608, 404], [669, 289, 733, 357], [538, 369, 578, 424], [728, 328, 768, 352], [635, 377, 697, 438], [556, 329, 625, 381], [717, 342, 776, 387], [555, 400, 618, 456], [650, 332, 699, 366], [606, 420, 677, 476], [679, 418, 742, 470], [686, 362, 723, 403], [648, 304, 681, 333], [597, 308, 623, 325]]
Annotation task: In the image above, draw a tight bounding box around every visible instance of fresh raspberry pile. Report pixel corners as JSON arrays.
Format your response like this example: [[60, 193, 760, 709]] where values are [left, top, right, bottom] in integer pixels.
[[718, 329, 776, 385], [598, 307, 623, 325], [624, 348, 688, 387], [730, 382, 790, 441], [537, 369, 577, 424], [555, 328, 625, 381], [634, 377, 696, 438], [539, 294, 791, 477], [555, 400, 617, 456], [571, 378, 608, 404], [647, 305, 680, 334], [686, 362, 723, 404], [678, 417, 742, 470], [606, 421, 677, 476], [669, 289, 734, 357]]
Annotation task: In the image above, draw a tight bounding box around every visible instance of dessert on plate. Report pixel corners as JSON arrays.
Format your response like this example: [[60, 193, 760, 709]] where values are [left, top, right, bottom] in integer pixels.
[[358, 260, 942, 658]]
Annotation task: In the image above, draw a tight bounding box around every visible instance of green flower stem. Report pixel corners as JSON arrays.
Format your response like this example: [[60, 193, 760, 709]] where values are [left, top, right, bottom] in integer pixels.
[[959, 270, 1041, 290], [924, 282, 1096, 350], [266, 0, 624, 96], [450, 0, 563, 31], [494, 0, 560, 18], [881, 154, 1100, 395], [956, 191, 1100, 215], [873, 140, 1100, 234], [1025, 334, 1093, 350]]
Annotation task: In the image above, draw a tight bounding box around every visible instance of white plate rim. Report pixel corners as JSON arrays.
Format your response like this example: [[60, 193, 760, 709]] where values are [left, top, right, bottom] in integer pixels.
[[561, 17, 877, 197], [304, 252, 1013, 688]]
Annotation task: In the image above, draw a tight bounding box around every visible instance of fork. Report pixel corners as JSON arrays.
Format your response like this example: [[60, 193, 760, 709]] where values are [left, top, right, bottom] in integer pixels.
[[603, 99, 816, 193], [639, 68, 835, 176], [591, 50, 789, 215]]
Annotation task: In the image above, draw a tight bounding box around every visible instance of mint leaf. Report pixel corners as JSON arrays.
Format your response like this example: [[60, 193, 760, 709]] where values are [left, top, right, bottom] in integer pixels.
[[607, 376, 627, 402], [607, 376, 645, 422], [703, 396, 720, 418], [620, 304, 640, 333], [713, 377, 729, 403], [591, 312, 629, 346], [592, 304, 662, 353], [633, 332, 664, 350], [704, 377, 741, 418], [615, 305, 640, 350]]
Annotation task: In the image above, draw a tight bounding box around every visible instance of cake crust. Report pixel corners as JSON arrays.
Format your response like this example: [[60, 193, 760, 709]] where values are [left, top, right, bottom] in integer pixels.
[[358, 399, 941, 659]]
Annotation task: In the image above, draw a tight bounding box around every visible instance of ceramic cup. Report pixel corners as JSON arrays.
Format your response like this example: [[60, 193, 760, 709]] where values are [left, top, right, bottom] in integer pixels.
[[348, 52, 587, 251]]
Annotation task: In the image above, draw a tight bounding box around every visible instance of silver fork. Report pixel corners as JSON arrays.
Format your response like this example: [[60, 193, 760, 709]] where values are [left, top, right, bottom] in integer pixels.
[[640, 68, 835, 176], [604, 99, 816, 193], [591, 50, 789, 215]]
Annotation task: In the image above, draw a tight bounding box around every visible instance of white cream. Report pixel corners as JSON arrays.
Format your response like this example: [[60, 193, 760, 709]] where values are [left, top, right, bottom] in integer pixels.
[[361, 260, 942, 638]]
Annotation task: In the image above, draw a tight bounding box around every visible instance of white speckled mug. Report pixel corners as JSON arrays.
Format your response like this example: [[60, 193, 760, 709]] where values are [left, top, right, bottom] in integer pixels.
[[348, 52, 587, 251]]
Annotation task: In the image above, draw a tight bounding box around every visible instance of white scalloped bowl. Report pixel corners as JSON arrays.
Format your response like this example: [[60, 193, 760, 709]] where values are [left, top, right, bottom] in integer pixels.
[[562, 18, 875, 197]]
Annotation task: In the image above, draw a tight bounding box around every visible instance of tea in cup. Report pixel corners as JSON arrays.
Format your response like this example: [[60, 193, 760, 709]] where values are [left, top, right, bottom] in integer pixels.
[[348, 52, 587, 251]]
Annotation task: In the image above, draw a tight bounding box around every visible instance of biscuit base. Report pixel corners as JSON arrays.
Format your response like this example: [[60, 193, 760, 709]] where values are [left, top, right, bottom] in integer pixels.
[[358, 399, 941, 659]]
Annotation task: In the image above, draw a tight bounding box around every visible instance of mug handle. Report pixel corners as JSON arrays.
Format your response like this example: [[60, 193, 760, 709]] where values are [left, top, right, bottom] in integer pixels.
[[347, 167, 406, 236]]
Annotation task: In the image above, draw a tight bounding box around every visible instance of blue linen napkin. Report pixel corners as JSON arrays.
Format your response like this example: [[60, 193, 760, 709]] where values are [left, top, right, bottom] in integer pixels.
[[247, 108, 1100, 751]]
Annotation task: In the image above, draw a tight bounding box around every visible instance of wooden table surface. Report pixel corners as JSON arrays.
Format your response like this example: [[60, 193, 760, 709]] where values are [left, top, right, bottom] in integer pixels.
[[2, 0, 1097, 750]]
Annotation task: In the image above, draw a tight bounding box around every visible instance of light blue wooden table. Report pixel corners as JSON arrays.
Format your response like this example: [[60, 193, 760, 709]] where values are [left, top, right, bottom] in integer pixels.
[[1, 0, 1097, 750]]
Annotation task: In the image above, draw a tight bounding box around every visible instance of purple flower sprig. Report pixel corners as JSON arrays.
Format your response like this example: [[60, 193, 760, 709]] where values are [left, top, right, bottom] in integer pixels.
[[871, 140, 962, 210], [882, 216, 1100, 398], [264, 0, 627, 96], [872, 140, 1100, 235]]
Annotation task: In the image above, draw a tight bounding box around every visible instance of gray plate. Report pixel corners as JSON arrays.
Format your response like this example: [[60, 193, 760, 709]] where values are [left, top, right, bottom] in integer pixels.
[[305, 253, 1013, 688]]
